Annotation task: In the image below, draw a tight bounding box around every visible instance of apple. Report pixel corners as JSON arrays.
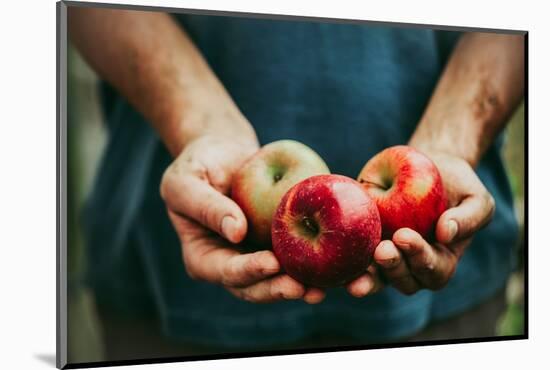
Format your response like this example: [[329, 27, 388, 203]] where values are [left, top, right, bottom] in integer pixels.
[[271, 174, 381, 288], [232, 140, 330, 247], [357, 145, 447, 240]]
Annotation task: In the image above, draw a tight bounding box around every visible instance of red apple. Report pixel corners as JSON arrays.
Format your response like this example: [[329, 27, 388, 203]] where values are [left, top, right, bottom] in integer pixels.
[[271, 174, 381, 288], [357, 145, 447, 240], [232, 140, 330, 247]]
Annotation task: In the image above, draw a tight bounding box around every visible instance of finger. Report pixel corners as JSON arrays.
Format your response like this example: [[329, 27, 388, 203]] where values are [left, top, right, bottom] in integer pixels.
[[221, 250, 281, 287], [366, 263, 385, 293], [346, 275, 374, 298], [173, 214, 280, 285], [393, 228, 456, 290], [436, 193, 495, 244], [227, 275, 306, 304], [374, 239, 401, 268], [162, 173, 247, 243], [303, 288, 326, 304], [346, 264, 384, 298], [374, 240, 420, 295]]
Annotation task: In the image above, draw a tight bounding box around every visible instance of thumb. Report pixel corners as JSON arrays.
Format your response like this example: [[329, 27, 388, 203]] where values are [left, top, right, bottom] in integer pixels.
[[435, 193, 495, 244], [161, 173, 247, 243]]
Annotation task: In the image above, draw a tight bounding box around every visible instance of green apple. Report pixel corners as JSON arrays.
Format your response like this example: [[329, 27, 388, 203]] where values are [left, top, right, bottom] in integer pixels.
[[231, 140, 330, 248]]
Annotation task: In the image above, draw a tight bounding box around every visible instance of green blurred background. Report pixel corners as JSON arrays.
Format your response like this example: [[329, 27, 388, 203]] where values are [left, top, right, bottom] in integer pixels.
[[66, 43, 525, 363]]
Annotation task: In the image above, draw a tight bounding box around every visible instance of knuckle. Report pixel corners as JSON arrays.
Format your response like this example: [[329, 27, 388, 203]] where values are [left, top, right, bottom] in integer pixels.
[[221, 260, 238, 286], [207, 166, 231, 193], [198, 201, 219, 230], [419, 260, 436, 274], [270, 278, 285, 299], [220, 267, 232, 286], [414, 251, 436, 274], [197, 203, 210, 225], [246, 253, 263, 274], [240, 289, 256, 303]]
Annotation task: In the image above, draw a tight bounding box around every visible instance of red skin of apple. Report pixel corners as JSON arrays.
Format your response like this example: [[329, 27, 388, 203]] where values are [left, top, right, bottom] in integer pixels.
[[358, 145, 447, 241], [272, 174, 381, 288]]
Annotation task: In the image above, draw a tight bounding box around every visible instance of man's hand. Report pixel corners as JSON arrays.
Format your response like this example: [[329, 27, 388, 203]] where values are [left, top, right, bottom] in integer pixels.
[[69, 8, 324, 303], [371, 151, 494, 295], [160, 135, 326, 304], [347, 32, 522, 298]]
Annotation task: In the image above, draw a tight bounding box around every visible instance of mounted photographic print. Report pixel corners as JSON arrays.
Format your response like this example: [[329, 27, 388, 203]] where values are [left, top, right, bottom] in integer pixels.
[[57, 1, 527, 368]]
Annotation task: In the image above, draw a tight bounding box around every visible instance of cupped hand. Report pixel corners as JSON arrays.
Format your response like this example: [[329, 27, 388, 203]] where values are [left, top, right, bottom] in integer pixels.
[[347, 151, 495, 297], [160, 135, 326, 304]]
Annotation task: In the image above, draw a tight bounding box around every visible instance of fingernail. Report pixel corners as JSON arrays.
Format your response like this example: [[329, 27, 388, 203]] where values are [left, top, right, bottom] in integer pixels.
[[394, 239, 410, 250], [379, 240, 394, 253], [447, 220, 458, 242], [399, 228, 416, 240], [377, 242, 398, 267], [221, 216, 236, 241], [393, 229, 414, 248]]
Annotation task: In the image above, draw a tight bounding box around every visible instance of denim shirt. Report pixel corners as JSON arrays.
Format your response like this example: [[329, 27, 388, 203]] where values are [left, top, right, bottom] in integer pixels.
[[83, 14, 518, 348]]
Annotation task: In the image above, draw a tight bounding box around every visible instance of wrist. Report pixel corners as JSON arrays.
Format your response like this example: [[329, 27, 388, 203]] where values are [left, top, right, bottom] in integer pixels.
[[408, 116, 482, 168], [158, 93, 258, 157]]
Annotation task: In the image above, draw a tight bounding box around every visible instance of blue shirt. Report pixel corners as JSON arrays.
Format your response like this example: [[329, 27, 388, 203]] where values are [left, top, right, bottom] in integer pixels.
[[83, 14, 518, 348]]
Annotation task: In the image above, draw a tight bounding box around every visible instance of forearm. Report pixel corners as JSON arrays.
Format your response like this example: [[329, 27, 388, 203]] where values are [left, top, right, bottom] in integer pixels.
[[410, 33, 524, 167], [68, 7, 257, 156]]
